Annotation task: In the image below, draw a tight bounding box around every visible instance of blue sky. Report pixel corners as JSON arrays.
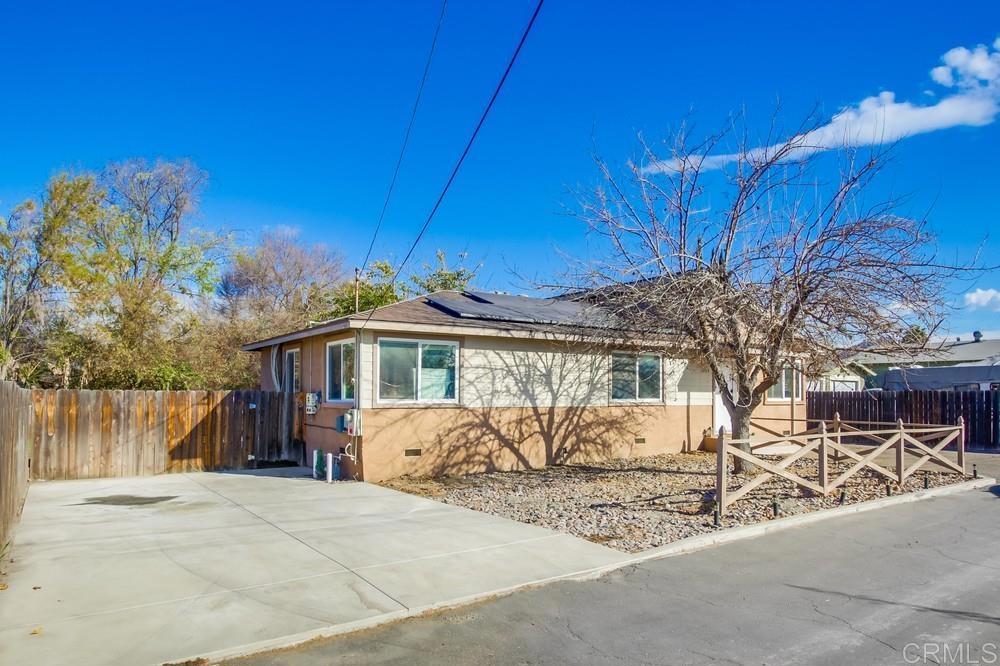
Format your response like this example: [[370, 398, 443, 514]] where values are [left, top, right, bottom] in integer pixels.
[[2, 0, 999, 337]]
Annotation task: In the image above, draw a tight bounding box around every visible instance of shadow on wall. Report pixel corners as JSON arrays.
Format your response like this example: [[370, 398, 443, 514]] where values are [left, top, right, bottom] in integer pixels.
[[368, 344, 671, 478]]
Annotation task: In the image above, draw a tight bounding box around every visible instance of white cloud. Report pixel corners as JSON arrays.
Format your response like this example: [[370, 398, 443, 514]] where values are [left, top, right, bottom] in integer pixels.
[[645, 37, 1000, 174], [964, 288, 1000, 311], [930, 66, 954, 86]]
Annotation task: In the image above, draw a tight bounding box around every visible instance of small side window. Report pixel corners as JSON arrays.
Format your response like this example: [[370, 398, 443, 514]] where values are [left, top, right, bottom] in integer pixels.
[[326, 341, 356, 402]]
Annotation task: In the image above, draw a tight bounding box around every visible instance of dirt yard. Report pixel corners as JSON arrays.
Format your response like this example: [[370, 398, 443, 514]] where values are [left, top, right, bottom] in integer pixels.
[[381, 452, 966, 553]]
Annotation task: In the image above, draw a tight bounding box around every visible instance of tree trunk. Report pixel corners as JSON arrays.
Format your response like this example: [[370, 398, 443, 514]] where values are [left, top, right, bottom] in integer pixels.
[[730, 408, 755, 474], [0, 358, 12, 383]]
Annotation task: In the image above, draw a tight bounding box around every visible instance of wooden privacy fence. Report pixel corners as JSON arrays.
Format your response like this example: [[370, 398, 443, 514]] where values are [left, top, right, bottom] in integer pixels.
[[30, 388, 304, 480], [808, 390, 1000, 450], [715, 415, 966, 515], [1, 381, 33, 555]]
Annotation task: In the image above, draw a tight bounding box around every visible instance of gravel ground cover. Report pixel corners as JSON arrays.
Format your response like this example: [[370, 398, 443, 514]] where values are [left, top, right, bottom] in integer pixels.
[[381, 452, 966, 553]]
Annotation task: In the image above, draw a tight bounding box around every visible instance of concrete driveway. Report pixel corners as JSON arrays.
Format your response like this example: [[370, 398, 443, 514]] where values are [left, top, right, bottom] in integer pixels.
[[0, 469, 626, 666], [227, 481, 1000, 666]]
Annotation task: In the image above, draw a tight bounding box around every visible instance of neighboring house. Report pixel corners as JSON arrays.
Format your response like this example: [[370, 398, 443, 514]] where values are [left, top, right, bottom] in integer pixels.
[[882, 363, 1000, 391], [809, 366, 871, 392], [850, 331, 1000, 387], [242, 290, 805, 481]]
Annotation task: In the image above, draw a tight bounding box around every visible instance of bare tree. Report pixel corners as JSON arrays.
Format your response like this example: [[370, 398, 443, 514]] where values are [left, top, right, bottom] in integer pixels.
[[572, 114, 977, 470], [185, 228, 345, 388], [217, 227, 344, 326]]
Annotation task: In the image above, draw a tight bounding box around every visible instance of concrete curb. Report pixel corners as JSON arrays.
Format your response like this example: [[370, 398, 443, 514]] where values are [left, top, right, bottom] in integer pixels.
[[192, 476, 996, 665]]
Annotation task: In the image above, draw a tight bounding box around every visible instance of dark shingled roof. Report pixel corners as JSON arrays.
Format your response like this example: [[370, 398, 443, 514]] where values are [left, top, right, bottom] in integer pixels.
[[242, 290, 611, 351]]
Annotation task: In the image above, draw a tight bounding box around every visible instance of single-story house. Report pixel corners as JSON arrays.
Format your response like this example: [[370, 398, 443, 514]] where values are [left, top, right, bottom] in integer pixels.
[[850, 331, 1000, 387], [882, 364, 1000, 391], [809, 366, 871, 392], [242, 290, 806, 481]]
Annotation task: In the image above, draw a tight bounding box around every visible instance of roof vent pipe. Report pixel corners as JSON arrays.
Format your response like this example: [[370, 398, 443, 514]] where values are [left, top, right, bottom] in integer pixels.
[[974, 331, 983, 342]]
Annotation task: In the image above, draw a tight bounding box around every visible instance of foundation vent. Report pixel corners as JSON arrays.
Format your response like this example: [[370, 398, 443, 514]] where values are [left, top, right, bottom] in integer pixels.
[[404, 449, 422, 457]]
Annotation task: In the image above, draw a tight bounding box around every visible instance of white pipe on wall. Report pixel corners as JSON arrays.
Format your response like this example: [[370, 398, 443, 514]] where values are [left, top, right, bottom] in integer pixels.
[[271, 346, 281, 390]]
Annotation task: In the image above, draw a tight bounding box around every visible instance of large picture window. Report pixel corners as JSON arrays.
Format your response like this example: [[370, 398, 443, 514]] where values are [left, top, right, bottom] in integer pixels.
[[378, 339, 457, 403], [326, 340, 356, 402], [611, 352, 662, 401], [767, 365, 803, 401]]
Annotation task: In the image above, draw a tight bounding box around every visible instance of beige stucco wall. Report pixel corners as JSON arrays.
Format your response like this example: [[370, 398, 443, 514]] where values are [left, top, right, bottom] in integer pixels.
[[357, 403, 712, 482], [752, 399, 807, 436], [257, 329, 804, 481]]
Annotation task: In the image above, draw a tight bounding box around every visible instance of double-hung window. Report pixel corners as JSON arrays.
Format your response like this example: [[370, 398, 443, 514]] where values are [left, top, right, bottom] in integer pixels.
[[611, 352, 662, 401], [378, 339, 458, 403], [767, 365, 803, 401], [326, 340, 356, 402]]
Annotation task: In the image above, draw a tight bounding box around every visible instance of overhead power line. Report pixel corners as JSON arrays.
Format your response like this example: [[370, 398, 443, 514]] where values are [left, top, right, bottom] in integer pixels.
[[359, 0, 449, 276], [356, 0, 545, 332], [390, 0, 546, 284]]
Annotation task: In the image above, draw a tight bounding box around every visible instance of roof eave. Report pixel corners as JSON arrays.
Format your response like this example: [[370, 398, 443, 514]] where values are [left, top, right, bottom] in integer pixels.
[[240, 318, 353, 351]]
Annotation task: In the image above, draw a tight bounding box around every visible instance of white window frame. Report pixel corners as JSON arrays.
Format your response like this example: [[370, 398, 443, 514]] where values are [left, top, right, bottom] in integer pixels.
[[325, 339, 356, 404], [610, 351, 663, 403], [283, 347, 301, 392], [766, 364, 803, 402], [376, 337, 460, 405], [829, 378, 860, 392]]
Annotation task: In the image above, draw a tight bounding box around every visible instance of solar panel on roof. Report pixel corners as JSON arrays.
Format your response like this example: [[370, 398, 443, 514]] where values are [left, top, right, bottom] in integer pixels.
[[427, 291, 605, 327]]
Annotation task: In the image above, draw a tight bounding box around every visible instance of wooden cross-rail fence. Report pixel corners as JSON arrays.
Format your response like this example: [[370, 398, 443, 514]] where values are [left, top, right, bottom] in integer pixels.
[[715, 414, 967, 515], [1, 380, 305, 553]]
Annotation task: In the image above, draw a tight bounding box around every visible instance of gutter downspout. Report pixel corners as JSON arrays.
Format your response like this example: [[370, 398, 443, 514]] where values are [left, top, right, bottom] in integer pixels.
[[270, 345, 282, 391]]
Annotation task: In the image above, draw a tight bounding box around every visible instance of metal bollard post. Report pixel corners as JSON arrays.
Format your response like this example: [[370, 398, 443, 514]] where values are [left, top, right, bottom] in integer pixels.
[[924, 471, 929, 489], [714, 503, 721, 527], [973, 463, 978, 479], [839, 488, 846, 505], [325, 452, 334, 484], [772, 495, 780, 518]]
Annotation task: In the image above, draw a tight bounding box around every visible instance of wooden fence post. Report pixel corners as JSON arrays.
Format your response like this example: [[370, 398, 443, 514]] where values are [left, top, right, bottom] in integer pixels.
[[716, 426, 727, 515], [818, 421, 828, 494], [957, 415, 966, 475], [896, 418, 906, 485], [832, 412, 841, 463]]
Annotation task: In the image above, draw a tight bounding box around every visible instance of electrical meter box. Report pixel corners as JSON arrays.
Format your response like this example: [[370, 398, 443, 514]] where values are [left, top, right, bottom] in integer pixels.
[[339, 408, 362, 436], [304, 391, 320, 415]]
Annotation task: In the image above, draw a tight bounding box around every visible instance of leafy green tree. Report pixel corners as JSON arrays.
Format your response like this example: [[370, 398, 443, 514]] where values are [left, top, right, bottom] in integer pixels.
[[902, 325, 929, 345], [324, 260, 406, 319], [320, 252, 479, 321], [0, 175, 101, 382], [410, 250, 479, 294], [45, 159, 228, 389]]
